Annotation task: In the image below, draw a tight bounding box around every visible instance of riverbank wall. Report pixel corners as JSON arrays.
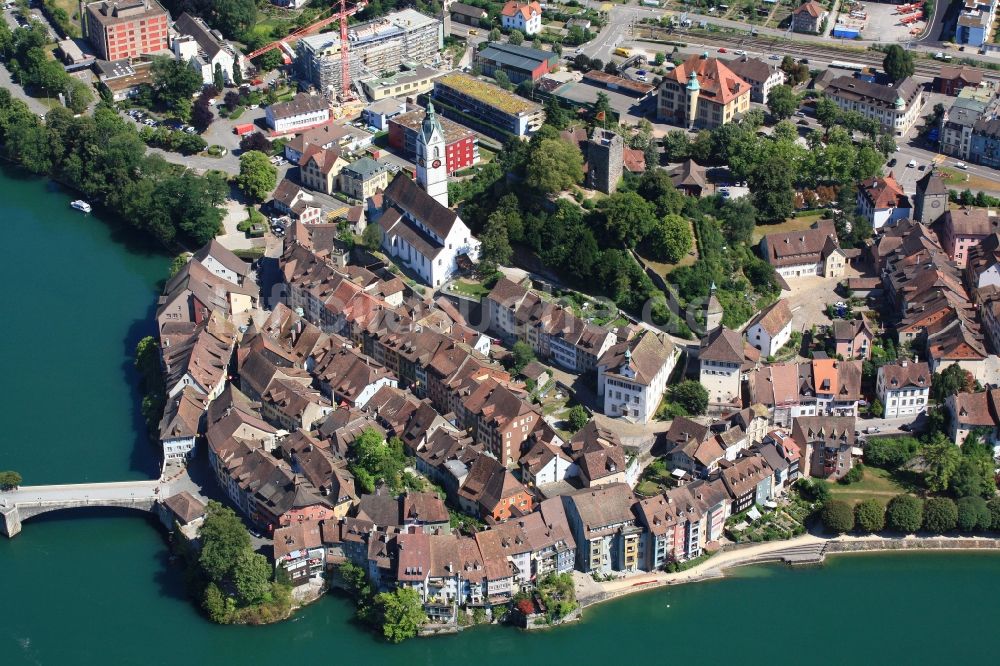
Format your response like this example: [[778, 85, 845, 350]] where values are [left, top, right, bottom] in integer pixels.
[[577, 535, 1000, 611]]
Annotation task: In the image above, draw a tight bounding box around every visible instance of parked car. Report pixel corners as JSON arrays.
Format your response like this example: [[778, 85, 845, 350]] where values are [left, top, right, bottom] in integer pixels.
[[954, 162, 968, 170], [734, 49, 746, 56], [769, 54, 781, 60], [887, 158, 897, 167], [900, 423, 913, 432], [718, 47, 727, 53], [865, 426, 881, 434], [907, 159, 917, 168]]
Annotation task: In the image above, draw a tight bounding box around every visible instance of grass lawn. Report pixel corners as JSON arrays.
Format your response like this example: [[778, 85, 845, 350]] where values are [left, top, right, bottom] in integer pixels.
[[449, 279, 489, 298], [50, 0, 81, 23], [752, 210, 826, 243], [637, 249, 696, 280], [938, 167, 1000, 194], [827, 467, 909, 506], [478, 146, 497, 164]]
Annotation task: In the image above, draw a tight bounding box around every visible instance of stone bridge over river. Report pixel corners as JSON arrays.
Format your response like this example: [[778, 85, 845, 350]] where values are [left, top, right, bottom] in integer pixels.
[[0, 479, 166, 537]]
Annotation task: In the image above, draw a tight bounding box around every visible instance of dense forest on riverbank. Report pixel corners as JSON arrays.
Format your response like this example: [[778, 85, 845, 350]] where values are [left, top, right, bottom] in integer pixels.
[[0, 90, 227, 248]]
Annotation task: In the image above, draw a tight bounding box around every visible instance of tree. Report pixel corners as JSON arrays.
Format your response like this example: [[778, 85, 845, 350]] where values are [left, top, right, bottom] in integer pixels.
[[192, 97, 214, 132], [766, 85, 798, 120], [922, 497, 958, 533], [750, 154, 795, 223], [151, 56, 203, 117], [921, 433, 961, 493], [253, 49, 284, 72], [511, 340, 535, 373], [493, 69, 512, 90], [236, 150, 277, 203], [668, 380, 709, 416], [489, 28, 502, 41], [886, 494, 923, 533], [202, 582, 228, 623], [374, 587, 426, 643], [821, 500, 855, 533], [599, 191, 657, 247], [169, 253, 190, 277], [931, 363, 975, 401], [232, 549, 273, 605], [870, 398, 884, 419], [543, 95, 570, 129], [882, 44, 915, 81], [198, 501, 252, 583], [956, 496, 991, 532], [815, 96, 841, 130], [508, 29, 524, 46], [349, 429, 407, 493], [525, 138, 583, 194], [232, 63, 243, 86], [855, 499, 885, 533], [593, 92, 615, 124], [603, 61, 619, 75], [213, 63, 225, 91], [951, 432, 997, 498], [0, 470, 22, 490], [362, 222, 381, 251], [239, 131, 272, 153], [567, 405, 590, 433], [590, 58, 604, 73], [573, 53, 591, 71], [210, 0, 258, 41], [645, 214, 692, 263], [479, 212, 513, 273], [863, 436, 920, 470], [718, 198, 757, 245], [987, 497, 1000, 530], [65, 78, 94, 114], [661, 130, 691, 161]]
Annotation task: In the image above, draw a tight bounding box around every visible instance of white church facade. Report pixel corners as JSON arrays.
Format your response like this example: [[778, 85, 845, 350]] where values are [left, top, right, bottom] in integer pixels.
[[377, 103, 481, 287]]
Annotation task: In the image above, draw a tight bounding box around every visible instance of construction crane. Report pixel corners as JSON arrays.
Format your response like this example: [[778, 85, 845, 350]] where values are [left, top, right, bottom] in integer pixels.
[[247, 0, 368, 97]]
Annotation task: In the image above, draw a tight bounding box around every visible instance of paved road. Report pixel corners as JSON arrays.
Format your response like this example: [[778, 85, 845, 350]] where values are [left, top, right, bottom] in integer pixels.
[[1, 479, 160, 506], [0, 61, 49, 116], [580, 1, 1000, 67]]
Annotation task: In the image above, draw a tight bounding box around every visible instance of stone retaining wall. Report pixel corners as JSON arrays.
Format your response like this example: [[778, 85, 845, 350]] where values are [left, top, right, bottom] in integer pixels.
[[826, 537, 1000, 553]]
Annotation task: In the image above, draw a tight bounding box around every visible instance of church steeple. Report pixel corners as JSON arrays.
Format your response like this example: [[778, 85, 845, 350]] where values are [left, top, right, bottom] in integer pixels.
[[416, 101, 449, 207]]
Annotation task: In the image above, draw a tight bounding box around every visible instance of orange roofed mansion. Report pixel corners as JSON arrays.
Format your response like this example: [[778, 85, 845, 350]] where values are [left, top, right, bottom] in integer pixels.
[[658, 54, 752, 129]]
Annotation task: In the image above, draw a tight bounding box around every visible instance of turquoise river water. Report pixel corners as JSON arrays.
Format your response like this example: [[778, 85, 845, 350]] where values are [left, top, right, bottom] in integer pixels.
[[1, 167, 998, 666]]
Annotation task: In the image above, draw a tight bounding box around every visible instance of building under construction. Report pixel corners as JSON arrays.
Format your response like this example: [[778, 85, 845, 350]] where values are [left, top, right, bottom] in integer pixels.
[[297, 9, 443, 97]]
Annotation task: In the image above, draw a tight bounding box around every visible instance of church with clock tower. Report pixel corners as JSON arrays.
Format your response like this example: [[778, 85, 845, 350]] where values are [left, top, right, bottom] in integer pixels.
[[416, 102, 449, 207], [375, 103, 481, 287]]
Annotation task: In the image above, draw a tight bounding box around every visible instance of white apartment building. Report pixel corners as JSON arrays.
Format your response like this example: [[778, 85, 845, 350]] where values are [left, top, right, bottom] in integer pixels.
[[265, 93, 331, 134], [597, 331, 678, 424], [501, 1, 543, 35], [824, 75, 924, 137], [876, 360, 931, 419]]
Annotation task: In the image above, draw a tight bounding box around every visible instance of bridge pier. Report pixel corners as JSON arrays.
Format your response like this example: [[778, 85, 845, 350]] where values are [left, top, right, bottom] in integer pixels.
[[1, 504, 22, 538]]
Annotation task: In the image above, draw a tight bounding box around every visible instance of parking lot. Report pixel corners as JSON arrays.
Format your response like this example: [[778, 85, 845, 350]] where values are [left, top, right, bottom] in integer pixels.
[[782, 272, 862, 335], [847, 2, 926, 44]]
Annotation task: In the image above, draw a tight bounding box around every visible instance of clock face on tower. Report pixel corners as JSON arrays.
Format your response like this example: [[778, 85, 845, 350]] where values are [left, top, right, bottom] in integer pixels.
[[418, 158, 425, 167], [432, 159, 442, 168], [931, 200, 941, 208]]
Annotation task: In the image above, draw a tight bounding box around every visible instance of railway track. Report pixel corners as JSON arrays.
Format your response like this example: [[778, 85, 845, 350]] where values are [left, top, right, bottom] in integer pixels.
[[634, 27, 1000, 81]]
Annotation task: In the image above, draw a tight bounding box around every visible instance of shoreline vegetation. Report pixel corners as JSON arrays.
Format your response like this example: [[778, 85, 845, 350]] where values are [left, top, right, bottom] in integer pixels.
[[0, 87, 227, 251]]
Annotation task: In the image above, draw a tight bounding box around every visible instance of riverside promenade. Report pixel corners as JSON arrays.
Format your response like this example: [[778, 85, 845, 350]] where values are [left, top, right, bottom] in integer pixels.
[[576, 534, 1000, 608]]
